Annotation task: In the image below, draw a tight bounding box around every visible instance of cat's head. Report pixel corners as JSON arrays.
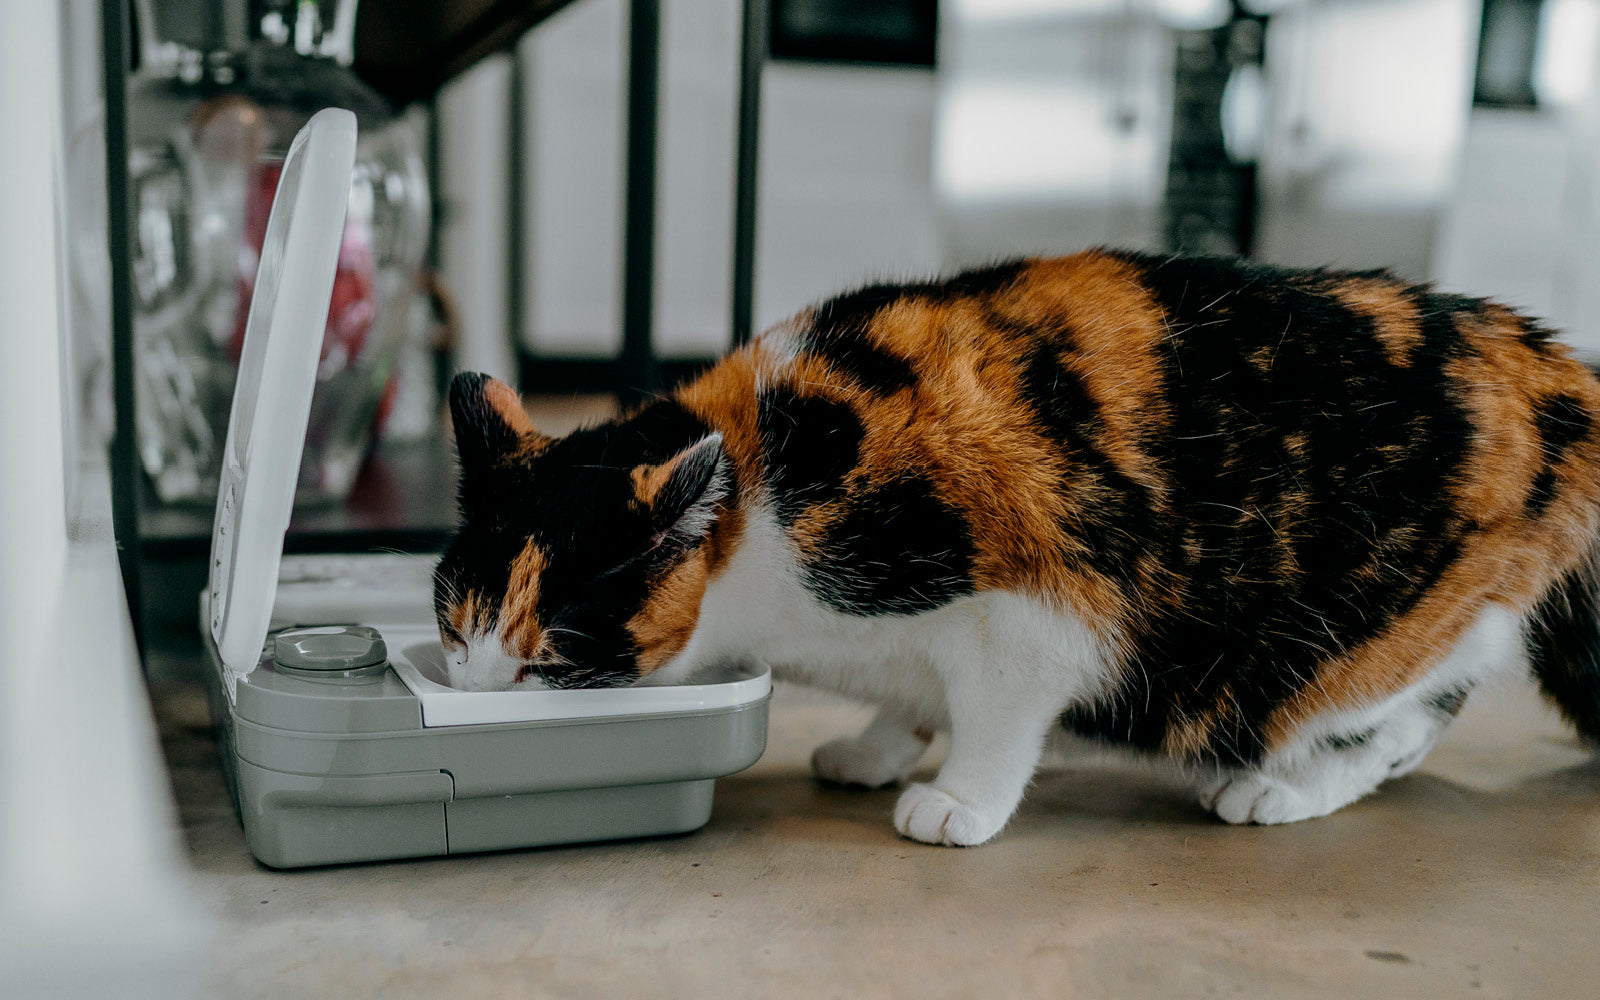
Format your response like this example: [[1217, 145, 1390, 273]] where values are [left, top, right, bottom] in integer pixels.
[[433, 373, 730, 691]]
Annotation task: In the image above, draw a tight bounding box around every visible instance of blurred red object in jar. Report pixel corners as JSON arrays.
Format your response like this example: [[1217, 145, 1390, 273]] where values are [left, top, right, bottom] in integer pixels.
[[230, 160, 377, 370]]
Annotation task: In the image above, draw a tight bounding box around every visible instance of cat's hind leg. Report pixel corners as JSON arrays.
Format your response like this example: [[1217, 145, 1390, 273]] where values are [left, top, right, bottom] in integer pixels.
[[1198, 691, 1463, 824], [811, 709, 932, 788], [1198, 604, 1521, 824]]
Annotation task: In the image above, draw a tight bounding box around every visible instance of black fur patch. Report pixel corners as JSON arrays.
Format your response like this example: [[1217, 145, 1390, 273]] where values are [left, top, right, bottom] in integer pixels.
[[610, 398, 718, 464], [824, 260, 1027, 310], [1534, 393, 1590, 457], [1063, 253, 1475, 765], [937, 259, 1031, 297], [1015, 341, 1162, 586], [1526, 393, 1592, 516], [448, 372, 523, 474], [802, 261, 1029, 395], [1527, 468, 1560, 517], [1323, 726, 1378, 751], [1518, 315, 1558, 352], [1425, 686, 1472, 719], [1526, 550, 1600, 742], [757, 388, 864, 525], [811, 282, 905, 334], [798, 322, 916, 396], [803, 474, 977, 616]]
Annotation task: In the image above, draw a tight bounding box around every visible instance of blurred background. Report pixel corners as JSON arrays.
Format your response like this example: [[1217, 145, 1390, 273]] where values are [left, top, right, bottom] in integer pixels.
[[84, 1, 1600, 537], [89, 0, 1600, 540], [10, 0, 1600, 994], [462, 0, 1599, 362], [439, 0, 1600, 377], [78, 0, 1600, 574]]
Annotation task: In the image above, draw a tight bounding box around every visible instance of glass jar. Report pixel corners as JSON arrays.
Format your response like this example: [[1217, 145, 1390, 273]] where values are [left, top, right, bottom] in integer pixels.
[[127, 0, 429, 505]]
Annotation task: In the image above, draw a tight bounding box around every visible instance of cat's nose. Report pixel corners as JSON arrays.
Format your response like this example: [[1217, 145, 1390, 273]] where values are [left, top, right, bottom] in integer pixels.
[[512, 667, 549, 690], [448, 666, 493, 692]]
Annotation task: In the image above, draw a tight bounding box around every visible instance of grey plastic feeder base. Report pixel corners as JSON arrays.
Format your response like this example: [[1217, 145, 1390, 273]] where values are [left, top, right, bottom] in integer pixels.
[[203, 626, 770, 869]]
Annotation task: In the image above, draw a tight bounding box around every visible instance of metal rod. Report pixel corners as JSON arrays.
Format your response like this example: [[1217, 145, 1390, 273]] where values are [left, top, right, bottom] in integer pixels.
[[508, 43, 526, 388], [731, 0, 766, 346], [619, 0, 662, 406], [102, 0, 144, 650], [425, 98, 441, 273]]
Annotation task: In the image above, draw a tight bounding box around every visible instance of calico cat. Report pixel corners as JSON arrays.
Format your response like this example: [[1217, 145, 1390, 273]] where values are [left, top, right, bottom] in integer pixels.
[[434, 249, 1600, 846]]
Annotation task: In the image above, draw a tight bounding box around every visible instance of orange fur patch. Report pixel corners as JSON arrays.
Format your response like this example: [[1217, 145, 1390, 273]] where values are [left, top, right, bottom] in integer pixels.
[[498, 541, 549, 659], [1330, 277, 1424, 367], [862, 253, 1177, 632], [1161, 706, 1223, 759], [446, 594, 479, 646], [675, 341, 772, 574], [630, 460, 677, 506], [483, 377, 536, 435], [477, 376, 553, 457], [627, 550, 711, 673], [677, 253, 1179, 638]]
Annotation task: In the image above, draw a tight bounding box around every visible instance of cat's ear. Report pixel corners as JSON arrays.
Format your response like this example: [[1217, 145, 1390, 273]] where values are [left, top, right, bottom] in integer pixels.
[[633, 433, 730, 555], [448, 372, 548, 471]]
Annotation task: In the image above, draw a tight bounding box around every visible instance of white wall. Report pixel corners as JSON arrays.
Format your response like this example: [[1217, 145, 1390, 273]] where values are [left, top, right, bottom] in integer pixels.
[[757, 62, 941, 329], [936, 0, 1483, 279], [520, 0, 624, 358], [1255, 0, 1480, 278], [437, 54, 519, 382], [0, 1, 70, 607], [934, 0, 1173, 264], [485, 0, 1497, 363], [1433, 0, 1600, 358], [515, 0, 941, 359], [0, 3, 200, 996], [1434, 109, 1578, 329]]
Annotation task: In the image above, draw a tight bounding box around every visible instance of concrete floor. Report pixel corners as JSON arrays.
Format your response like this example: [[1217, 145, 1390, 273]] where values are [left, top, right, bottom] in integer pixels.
[[152, 663, 1600, 999]]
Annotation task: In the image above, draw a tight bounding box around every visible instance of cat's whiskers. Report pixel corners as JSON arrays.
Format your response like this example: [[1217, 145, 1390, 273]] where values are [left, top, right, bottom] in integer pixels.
[[541, 626, 595, 644]]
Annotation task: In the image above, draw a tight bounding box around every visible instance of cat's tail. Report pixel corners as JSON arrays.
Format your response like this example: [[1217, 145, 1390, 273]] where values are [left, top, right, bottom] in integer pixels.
[[1525, 540, 1600, 744]]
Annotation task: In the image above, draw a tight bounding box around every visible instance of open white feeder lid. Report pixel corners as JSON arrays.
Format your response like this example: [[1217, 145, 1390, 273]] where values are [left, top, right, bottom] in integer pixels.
[[208, 108, 357, 699]]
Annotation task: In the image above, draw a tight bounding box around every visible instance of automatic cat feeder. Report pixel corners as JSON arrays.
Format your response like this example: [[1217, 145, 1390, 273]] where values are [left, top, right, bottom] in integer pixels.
[[201, 109, 771, 868]]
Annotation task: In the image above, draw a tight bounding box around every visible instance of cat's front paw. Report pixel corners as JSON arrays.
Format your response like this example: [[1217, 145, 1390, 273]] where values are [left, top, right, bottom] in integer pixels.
[[1200, 774, 1314, 825], [812, 736, 913, 789], [893, 783, 1004, 846]]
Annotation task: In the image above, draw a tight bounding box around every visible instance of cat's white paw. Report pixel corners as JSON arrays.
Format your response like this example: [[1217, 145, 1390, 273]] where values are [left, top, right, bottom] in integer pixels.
[[1201, 774, 1316, 825], [893, 783, 1004, 846], [811, 736, 914, 788]]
